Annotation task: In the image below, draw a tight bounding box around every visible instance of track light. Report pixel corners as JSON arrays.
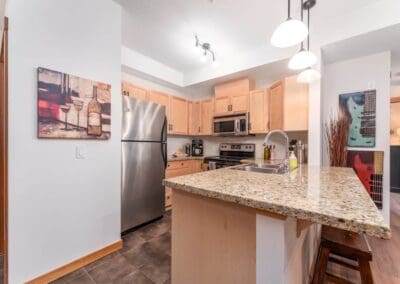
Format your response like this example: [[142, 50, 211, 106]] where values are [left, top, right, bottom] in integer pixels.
[[195, 35, 217, 66]]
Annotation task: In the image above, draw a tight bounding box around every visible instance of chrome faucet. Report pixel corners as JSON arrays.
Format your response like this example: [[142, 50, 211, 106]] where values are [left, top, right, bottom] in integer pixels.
[[263, 129, 289, 172]]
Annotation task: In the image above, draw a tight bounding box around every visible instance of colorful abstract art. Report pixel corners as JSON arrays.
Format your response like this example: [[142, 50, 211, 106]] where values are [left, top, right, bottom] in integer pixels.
[[339, 90, 376, 147], [347, 150, 383, 209], [38, 67, 111, 139]]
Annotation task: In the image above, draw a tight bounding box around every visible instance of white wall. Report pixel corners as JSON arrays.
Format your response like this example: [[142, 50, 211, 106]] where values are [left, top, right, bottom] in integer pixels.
[[7, 0, 121, 282], [322, 52, 391, 223]]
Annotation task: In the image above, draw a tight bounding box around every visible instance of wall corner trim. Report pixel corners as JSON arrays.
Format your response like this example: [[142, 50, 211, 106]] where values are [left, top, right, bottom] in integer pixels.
[[25, 240, 123, 284]]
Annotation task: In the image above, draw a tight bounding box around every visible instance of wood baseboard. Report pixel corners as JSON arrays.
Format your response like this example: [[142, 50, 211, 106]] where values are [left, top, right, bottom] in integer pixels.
[[26, 240, 122, 284]]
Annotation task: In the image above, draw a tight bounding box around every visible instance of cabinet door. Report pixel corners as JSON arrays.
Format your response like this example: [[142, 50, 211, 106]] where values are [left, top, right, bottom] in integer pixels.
[[169, 96, 188, 135], [269, 81, 284, 130], [189, 101, 202, 135], [283, 75, 309, 131], [214, 97, 231, 116], [249, 89, 268, 134], [231, 93, 248, 114], [201, 99, 214, 135], [148, 90, 170, 125], [128, 84, 147, 100]]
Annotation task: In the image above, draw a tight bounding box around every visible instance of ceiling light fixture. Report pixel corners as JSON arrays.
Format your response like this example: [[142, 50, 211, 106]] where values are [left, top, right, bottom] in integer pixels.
[[195, 35, 218, 67], [297, 0, 321, 83], [288, 0, 317, 70], [271, 0, 308, 48]]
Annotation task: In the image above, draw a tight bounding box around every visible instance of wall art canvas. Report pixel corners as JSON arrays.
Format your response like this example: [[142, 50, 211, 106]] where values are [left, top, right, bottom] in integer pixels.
[[339, 90, 376, 147], [38, 67, 111, 139], [347, 150, 383, 209]]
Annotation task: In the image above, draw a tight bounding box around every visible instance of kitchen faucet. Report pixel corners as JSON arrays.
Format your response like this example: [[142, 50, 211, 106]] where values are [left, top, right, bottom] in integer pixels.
[[263, 129, 289, 172]]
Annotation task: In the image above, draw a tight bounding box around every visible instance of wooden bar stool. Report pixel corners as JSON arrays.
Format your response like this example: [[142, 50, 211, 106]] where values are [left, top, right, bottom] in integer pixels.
[[312, 225, 373, 284]]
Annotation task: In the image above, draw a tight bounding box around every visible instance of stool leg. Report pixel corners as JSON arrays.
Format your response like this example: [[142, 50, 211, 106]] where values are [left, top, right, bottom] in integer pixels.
[[359, 258, 373, 284], [313, 246, 330, 284]]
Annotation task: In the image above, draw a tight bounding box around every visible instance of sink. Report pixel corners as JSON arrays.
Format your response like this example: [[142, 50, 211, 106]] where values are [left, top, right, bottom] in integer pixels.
[[232, 163, 287, 174]]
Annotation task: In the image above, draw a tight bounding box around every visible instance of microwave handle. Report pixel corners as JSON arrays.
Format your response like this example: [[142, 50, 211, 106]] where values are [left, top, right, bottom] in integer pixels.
[[235, 119, 240, 133]]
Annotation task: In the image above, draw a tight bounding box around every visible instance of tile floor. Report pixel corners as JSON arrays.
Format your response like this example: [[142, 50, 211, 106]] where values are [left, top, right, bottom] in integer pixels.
[[50, 212, 171, 284], [41, 193, 400, 283]]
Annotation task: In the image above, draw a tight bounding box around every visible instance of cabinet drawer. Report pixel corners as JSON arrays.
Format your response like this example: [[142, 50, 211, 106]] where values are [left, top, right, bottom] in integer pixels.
[[167, 160, 191, 170]]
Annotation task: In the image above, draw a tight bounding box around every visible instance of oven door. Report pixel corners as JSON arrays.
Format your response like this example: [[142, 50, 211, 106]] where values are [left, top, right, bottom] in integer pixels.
[[213, 117, 236, 136]]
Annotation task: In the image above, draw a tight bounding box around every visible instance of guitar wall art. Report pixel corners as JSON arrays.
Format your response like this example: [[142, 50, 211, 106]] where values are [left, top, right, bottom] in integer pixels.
[[347, 150, 383, 209], [339, 90, 376, 147]]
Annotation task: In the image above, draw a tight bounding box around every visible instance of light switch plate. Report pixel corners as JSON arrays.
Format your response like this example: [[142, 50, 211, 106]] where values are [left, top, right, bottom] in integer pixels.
[[75, 145, 87, 159]]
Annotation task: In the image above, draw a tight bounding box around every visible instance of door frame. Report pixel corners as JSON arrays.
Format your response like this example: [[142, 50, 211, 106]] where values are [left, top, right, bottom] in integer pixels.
[[0, 17, 8, 284]]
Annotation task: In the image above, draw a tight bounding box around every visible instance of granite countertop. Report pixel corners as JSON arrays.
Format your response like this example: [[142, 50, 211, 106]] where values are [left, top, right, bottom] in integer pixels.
[[164, 164, 391, 239], [168, 156, 204, 162]]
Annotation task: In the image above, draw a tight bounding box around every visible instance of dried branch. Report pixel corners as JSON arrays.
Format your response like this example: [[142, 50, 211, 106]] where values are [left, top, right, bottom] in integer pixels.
[[324, 114, 350, 167]]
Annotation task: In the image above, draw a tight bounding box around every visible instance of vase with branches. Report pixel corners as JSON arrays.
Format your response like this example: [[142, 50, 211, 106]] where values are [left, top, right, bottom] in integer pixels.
[[324, 113, 350, 167]]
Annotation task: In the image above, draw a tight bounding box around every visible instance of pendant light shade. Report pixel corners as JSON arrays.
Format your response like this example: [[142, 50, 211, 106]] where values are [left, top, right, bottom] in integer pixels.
[[297, 67, 320, 83], [288, 48, 317, 70], [271, 18, 308, 48]]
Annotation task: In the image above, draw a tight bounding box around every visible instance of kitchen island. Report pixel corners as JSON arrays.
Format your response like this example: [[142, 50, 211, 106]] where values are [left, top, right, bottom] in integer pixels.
[[164, 165, 390, 284]]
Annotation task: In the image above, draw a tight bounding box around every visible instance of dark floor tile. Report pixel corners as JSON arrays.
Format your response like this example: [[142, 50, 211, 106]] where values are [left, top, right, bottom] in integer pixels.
[[137, 216, 171, 241], [62, 272, 94, 284], [50, 268, 87, 284], [118, 270, 154, 284], [85, 251, 121, 272], [143, 231, 171, 257], [121, 241, 159, 269], [87, 253, 137, 283], [121, 230, 146, 253], [139, 254, 171, 284]]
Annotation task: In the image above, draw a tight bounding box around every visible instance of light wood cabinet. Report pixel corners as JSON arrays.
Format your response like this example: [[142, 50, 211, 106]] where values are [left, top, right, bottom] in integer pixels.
[[283, 75, 309, 131], [201, 99, 214, 135], [269, 81, 284, 131], [169, 96, 188, 135], [214, 78, 254, 116], [189, 101, 202, 135], [269, 76, 309, 132], [249, 89, 269, 134], [121, 81, 147, 100], [165, 159, 204, 210]]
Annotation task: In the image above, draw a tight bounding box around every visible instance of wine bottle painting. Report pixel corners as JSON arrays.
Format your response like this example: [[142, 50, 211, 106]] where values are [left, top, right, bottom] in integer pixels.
[[37, 67, 111, 139]]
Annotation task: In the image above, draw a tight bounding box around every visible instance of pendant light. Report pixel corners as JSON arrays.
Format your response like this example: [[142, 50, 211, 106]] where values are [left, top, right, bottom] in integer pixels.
[[288, 0, 317, 70], [271, 0, 308, 48], [297, 0, 320, 83]]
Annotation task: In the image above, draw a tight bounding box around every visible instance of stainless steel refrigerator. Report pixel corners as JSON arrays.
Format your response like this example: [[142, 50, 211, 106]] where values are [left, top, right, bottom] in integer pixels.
[[121, 96, 167, 233]]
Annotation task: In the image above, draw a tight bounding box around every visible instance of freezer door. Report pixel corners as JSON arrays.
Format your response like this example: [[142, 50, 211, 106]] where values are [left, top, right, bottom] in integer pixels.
[[122, 96, 167, 142], [121, 141, 166, 232]]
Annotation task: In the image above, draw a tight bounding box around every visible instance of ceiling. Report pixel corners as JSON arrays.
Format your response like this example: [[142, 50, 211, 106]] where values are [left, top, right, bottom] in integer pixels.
[[116, 0, 379, 74], [321, 23, 400, 85]]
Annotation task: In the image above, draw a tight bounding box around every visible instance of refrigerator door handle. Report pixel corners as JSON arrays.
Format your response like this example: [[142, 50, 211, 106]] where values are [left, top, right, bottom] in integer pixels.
[[161, 142, 167, 169], [161, 116, 167, 142]]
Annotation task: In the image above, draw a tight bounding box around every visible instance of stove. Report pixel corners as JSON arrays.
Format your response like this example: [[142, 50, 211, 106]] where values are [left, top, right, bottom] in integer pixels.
[[204, 143, 255, 170]]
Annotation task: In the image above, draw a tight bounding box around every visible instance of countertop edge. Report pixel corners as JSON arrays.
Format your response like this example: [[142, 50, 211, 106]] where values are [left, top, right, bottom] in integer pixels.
[[163, 180, 391, 240]]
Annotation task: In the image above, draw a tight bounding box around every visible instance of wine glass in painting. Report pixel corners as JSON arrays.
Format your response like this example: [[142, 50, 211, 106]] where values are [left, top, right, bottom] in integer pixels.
[[60, 104, 71, 130], [72, 99, 84, 130]]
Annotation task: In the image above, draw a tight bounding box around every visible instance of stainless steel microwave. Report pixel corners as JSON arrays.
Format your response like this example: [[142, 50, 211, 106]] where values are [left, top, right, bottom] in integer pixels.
[[213, 113, 249, 136]]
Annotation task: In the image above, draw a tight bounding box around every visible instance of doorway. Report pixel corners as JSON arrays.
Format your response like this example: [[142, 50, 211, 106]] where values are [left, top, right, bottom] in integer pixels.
[[0, 17, 8, 284]]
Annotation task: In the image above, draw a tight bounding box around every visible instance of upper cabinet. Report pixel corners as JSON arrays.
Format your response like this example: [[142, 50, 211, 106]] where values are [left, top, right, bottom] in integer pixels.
[[122, 81, 147, 100], [188, 101, 202, 136], [201, 99, 214, 135], [169, 96, 188, 135], [249, 89, 269, 134], [214, 78, 255, 116], [268, 75, 309, 132], [283, 75, 309, 131]]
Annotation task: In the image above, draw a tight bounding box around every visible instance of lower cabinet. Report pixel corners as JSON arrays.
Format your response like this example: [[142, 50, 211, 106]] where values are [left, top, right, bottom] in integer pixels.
[[165, 159, 203, 210]]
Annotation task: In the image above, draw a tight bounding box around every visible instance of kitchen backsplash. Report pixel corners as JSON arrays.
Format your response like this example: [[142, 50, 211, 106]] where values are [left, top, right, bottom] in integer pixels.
[[168, 131, 308, 159]]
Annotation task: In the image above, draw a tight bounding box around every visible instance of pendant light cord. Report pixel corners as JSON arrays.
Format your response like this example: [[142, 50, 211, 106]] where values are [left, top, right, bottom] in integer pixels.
[[288, 0, 291, 19], [307, 7, 310, 51], [300, 0, 304, 49]]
